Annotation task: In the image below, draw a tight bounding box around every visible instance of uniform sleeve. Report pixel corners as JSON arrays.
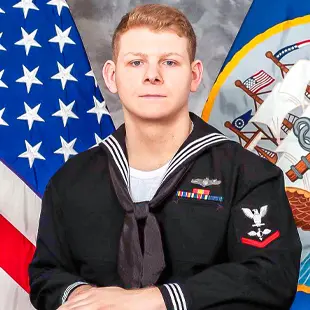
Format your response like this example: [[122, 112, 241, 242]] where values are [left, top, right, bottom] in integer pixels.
[[29, 180, 90, 310], [158, 159, 301, 310]]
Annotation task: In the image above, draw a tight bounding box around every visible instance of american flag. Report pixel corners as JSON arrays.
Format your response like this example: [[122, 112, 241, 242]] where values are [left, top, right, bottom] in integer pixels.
[[0, 1, 115, 309], [243, 70, 275, 94]]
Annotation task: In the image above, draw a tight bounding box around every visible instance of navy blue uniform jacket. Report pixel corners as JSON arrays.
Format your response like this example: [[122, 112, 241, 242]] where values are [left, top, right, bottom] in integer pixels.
[[29, 113, 301, 310]]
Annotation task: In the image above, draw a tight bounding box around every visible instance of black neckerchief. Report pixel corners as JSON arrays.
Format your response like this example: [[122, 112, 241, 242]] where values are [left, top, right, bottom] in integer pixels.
[[100, 112, 229, 288]]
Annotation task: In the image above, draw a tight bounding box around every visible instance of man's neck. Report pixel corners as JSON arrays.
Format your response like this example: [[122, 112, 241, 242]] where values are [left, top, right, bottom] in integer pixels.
[[124, 111, 192, 171]]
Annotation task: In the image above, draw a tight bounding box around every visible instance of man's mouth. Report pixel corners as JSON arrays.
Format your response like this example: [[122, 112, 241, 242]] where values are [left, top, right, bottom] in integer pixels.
[[139, 94, 167, 98]]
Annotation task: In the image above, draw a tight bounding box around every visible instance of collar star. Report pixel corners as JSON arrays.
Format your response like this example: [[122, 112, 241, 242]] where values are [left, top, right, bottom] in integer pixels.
[[0, 70, 8, 88], [51, 62, 77, 89], [49, 25, 75, 53], [16, 65, 43, 93], [52, 99, 79, 127], [17, 102, 45, 130], [0, 8, 5, 13], [18, 140, 45, 168], [0, 108, 8, 126], [85, 70, 98, 87], [0, 33, 6, 51], [15, 27, 41, 56], [13, 0, 39, 18], [54, 136, 77, 162], [87, 96, 110, 124], [47, 0, 69, 16]]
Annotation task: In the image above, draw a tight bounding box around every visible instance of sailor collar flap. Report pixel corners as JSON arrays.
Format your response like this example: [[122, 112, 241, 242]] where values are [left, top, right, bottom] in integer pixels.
[[99, 112, 229, 189]]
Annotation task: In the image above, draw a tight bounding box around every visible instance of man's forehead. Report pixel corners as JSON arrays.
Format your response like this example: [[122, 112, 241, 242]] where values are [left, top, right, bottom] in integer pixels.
[[119, 29, 188, 50], [120, 27, 184, 39]]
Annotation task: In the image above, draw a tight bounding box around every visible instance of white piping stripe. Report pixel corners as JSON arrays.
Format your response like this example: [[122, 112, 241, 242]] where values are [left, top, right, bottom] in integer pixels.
[[173, 283, 187, 310], [107, 137, 128, 175], [169, 133, 222, 168], [62, 281, 89, 304], [165, 136, 228, 182], [110, 136, 129, 173], [164, 284, 178, 310], [102, 139, 128, 186], [163, 136, 228, 183], [167, 134, 227, 175], [107, 137, 129, 184], [166, 134, 226, 176], [169, 283, 183, 310]]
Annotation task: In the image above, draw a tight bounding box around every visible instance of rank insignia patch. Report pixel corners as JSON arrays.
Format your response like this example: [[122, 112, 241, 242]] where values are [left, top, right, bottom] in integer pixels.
[[240, 205, 280, 248]]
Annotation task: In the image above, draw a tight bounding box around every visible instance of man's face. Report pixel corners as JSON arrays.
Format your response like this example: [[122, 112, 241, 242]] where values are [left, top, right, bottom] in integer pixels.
[[110, 27, 201, 121]]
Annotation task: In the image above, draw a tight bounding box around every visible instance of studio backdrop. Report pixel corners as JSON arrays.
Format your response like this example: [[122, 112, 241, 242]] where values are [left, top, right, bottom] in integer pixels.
[[9, 1, 310, 310]]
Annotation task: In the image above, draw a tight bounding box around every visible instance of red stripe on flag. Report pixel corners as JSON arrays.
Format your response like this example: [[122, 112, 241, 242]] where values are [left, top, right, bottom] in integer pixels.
[[297, 39, 310, 46], [0, 214, 36, 293]]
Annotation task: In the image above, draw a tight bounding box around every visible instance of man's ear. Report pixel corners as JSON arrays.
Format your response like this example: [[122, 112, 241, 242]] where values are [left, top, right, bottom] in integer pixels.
[[190, 59, 203, 92], [102, 60, 118, 94]]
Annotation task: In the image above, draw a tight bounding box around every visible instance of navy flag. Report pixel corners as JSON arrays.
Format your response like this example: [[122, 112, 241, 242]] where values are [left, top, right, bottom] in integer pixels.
[[202, 0, 310, 308]]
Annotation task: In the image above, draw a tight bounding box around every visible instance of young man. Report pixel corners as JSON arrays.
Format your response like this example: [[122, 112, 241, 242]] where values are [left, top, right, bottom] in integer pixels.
[[29, 4, 301, 310]]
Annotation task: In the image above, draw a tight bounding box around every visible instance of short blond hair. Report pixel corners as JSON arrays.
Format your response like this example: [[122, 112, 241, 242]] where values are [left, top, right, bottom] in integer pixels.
[[112, 4, 197, 62]]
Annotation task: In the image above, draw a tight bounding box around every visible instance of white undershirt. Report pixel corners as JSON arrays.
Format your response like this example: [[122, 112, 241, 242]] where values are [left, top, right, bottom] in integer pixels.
[[129, 121, 194, 203], [129, 161, 170, 202]]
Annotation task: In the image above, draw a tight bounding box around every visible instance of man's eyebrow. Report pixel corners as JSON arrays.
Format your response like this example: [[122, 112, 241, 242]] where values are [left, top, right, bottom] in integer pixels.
[[123, 52, 184, 58], [123, 52, 148, 58], [162, 52, 184, 58]]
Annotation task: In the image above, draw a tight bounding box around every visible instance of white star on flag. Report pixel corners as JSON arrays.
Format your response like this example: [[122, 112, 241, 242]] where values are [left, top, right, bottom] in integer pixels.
[[54, 136, 77, 162], [0, 70, 8, 88], [17, 102, 45, 130], [18, 140, 45, 168], [47, 0, 69, 16], [52, 99, 79, 127], [0, 33, 6, 51], [87, 96, 110, 124], [90, 133, 106, 148], [13, 0, 39, 19], [94, 133, 106, 144], [51, 62, 77, 89], [0, 8, 5, 13], [85, 70, 98, 87], [15, 27, 41, 56], [0, 108, 8, 126], [49, 25, 75, 53], [16, 65, 43, 93]]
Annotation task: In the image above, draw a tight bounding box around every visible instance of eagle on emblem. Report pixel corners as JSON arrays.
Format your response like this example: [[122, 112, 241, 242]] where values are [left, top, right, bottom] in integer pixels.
[[242, 205, 268, 227]]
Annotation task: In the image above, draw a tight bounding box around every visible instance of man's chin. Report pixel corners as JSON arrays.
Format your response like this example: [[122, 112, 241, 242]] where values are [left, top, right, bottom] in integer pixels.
[[129, 110, 175, 122], [123, 103, 188, 123]]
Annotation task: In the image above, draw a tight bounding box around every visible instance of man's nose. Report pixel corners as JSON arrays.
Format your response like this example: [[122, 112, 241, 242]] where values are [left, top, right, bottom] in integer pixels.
[[143, 64, 163, 85]]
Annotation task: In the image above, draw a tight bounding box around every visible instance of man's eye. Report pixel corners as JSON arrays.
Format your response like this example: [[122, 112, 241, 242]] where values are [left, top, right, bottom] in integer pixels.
[[164, 60, 176, 66], [131, 60, 142, 67]]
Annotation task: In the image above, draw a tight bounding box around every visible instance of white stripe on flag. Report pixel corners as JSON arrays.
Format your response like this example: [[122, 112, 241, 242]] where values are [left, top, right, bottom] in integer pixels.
[[0, 268, 35, 310], [0, 161, 41, 246]]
